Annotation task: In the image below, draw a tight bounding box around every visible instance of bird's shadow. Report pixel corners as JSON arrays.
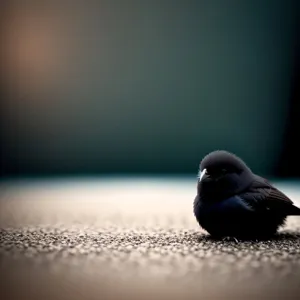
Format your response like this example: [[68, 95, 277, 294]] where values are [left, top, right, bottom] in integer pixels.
[[196, 231, 300, 243]]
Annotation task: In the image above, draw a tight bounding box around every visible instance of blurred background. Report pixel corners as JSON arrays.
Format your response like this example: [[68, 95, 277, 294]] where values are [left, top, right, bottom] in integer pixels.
[[1, 0, 300, 179]]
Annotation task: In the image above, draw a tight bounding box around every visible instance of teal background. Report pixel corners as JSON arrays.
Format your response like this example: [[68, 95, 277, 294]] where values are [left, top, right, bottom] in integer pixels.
[[1, 1, 299, 177]]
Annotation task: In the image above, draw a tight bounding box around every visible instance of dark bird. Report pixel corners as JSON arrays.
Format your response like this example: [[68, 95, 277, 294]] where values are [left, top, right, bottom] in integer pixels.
[[193, 150, 300, 240]]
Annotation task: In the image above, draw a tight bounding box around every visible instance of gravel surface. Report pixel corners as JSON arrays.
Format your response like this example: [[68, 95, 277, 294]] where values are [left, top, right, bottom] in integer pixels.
[[1, 178, 300, 300]]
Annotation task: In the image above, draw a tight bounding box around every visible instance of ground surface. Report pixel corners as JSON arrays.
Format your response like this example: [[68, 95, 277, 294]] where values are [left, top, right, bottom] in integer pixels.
[[1, 177, 300, 300]]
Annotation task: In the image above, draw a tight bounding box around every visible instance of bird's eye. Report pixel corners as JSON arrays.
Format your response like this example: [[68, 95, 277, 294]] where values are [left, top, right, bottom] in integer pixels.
[[206, 168, 227, 177]]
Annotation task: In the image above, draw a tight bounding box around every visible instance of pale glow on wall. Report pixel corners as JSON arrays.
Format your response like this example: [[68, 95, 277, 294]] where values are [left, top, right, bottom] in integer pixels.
[[2, 4, 67, 98]]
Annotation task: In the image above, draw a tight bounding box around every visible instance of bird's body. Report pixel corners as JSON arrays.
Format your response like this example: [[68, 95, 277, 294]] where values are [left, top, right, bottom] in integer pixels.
[[194, 151, 300, 239]]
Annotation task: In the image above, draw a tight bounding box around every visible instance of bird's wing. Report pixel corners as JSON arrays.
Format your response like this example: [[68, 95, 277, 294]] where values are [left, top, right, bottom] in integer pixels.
[[239, 175, 300, 215]]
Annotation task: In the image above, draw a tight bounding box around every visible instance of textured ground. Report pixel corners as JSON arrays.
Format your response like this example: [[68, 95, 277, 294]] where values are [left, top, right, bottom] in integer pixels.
[[1, 178, 300, 300]]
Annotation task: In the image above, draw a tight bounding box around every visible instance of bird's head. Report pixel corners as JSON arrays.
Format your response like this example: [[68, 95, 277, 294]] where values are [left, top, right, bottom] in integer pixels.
[[197, 150, 253, 200]]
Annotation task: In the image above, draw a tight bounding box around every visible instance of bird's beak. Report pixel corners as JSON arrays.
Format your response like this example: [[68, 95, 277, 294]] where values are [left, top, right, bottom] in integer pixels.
[[199, 168, 207, 181]]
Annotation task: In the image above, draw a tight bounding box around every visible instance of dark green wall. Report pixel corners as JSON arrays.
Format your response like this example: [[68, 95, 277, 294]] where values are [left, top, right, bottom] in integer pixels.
[[1, 1, 298, 176]]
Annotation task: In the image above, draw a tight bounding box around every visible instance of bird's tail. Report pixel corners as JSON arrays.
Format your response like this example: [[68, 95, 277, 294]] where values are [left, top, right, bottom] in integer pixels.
[[288, 204, 300, 215]]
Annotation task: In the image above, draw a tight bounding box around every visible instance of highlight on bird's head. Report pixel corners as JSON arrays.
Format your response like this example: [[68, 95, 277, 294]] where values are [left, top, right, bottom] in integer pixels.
[[197, 150, 253, 199]]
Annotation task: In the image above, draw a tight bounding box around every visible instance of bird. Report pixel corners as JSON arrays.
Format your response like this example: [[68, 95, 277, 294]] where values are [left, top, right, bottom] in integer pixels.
[[193, 150, 300, 240]]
